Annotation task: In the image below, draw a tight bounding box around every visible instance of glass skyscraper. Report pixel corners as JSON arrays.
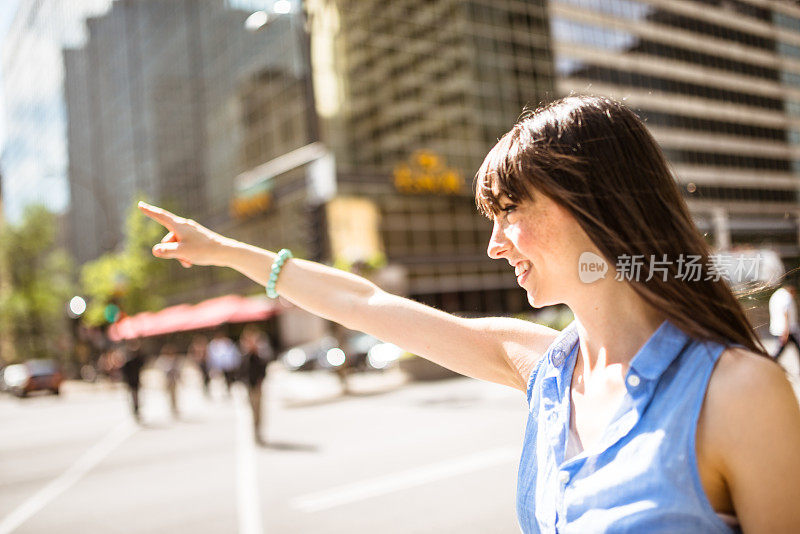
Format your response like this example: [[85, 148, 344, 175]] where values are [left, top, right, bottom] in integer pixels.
[[0, 0, 112, 223], [550, 0, 800, 264]]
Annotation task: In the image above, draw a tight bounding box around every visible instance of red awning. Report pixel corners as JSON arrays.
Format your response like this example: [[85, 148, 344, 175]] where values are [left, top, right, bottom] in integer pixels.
[[108, 295, 280, 341]]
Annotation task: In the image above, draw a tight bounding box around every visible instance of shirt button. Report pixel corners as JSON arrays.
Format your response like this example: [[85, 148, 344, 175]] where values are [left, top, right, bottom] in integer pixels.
[[627, 374, 641, 388], [559, 471, 570, 485]]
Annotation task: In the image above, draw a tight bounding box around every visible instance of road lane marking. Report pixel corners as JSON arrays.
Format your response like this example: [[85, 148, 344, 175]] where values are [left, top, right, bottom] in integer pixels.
[[290, 446, 519, 513], [0, 420, 137, 534], [234, 385, 264, 534]]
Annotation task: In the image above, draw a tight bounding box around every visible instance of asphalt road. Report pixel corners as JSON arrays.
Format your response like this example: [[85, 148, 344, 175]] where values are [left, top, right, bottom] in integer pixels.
[[3, 343, 798, 534], [0, 366, 528, 534]]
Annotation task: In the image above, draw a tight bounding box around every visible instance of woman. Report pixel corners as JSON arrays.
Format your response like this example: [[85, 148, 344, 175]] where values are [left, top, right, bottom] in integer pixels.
[[139, 95, 800, 532]]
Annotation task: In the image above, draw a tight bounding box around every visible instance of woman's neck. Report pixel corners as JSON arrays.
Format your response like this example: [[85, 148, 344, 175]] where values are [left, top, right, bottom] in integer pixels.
[[568, 281, 666, 373]]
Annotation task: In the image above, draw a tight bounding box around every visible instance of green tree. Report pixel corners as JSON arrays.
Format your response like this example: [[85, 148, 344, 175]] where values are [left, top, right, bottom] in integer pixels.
[[0, 215, 15, 363], [0, 205, 75, 362], [81, 200, 168, 326]]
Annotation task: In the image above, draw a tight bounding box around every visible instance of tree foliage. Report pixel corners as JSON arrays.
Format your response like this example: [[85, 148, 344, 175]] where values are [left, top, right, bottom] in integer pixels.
[[0, 205, 75, 361], [80, 200, 168, 326]]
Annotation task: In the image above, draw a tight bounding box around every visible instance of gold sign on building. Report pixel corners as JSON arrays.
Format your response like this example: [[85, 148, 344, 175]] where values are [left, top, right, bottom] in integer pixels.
[[393, 150, 463, 194], [231, 177, 273, 219], [231, 192, 272, 219]]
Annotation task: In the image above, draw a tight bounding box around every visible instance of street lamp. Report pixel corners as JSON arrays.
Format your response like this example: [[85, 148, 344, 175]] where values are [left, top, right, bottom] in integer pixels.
[[241, 1, 334, 262], [243, 0, 292, 31], [66, 296, 87, 372], [67, 295, 86, 319]]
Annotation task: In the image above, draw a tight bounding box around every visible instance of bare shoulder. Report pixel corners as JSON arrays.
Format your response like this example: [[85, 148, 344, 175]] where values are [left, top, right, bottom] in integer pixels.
[[701, 346, 800, 530], [705, 347, 797, 419], [703, 347, 798, 439], [475, 317, 560, 393]]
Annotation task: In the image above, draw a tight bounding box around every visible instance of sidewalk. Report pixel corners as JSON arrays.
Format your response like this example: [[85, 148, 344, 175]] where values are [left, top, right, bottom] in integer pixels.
[[58, 340, 800, 405], [58, 364, 410, 405]]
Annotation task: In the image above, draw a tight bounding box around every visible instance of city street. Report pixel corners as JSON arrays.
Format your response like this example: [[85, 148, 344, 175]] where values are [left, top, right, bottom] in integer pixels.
[[2, 344, 799, 534], [0, 366, 527, 534], [2, 0, 800, 532]]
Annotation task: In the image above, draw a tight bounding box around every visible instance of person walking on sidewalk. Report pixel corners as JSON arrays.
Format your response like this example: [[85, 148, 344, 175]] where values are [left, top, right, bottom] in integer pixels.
[[158, 343, 182, 418], [139, 95, 800, 532], [207, 329, 241, 396], [121, 339, 146, 423], [769, 284, 800, 367], [188, 334, 211, 398], [238, 325, 273, 445]]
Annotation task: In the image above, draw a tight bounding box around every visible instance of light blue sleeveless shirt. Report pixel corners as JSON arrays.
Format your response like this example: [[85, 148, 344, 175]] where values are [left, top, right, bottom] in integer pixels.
[[516, 320, 737, 533]]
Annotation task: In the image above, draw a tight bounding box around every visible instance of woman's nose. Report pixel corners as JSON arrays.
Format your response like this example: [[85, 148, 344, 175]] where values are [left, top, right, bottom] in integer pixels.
[[487, 220, 508, 259]]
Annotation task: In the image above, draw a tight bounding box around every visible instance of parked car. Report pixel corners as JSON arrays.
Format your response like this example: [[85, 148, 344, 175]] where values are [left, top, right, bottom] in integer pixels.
[[1, 359, 63, 397], [280, 336, 339, 371], [343, 332, 404, 371], [280, 333, 403, 373]]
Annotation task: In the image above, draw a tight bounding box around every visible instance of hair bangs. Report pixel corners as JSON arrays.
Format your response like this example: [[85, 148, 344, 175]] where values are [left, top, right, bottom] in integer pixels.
[[474, 128, 534, 217]]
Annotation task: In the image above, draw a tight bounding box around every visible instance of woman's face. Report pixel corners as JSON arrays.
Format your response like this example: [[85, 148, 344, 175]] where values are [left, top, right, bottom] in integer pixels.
[[486, 187, 595, 308]]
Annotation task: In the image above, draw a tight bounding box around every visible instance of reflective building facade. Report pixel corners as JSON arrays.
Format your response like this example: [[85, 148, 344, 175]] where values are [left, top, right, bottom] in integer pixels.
[[551, 0, 800, 263], [1, 0, 113, 224], [310, 0, 555, 312], [64, 0, 311, 272]]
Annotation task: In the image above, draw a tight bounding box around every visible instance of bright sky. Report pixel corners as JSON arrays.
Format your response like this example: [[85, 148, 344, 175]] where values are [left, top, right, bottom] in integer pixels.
[[0, 0, 20, 146]]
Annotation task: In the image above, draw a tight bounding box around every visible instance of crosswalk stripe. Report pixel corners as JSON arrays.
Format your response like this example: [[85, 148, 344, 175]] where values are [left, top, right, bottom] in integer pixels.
[[0, 420, 136, 534], [234, 385, 264, 534]]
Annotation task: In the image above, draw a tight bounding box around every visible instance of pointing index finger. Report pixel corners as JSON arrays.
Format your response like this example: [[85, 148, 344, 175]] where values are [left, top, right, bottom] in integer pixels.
[[138, 201, 180, 230]]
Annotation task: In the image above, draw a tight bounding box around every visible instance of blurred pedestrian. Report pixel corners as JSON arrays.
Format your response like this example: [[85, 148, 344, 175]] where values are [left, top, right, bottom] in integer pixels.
[[99, 348, 124, 383], [239, 325, 273, 445], [769, 284, 800, 368], [188, 334, 211, 397], [121, 339, 146, 423], [158, 343, 182, 418], [208, 329, 241, 395]]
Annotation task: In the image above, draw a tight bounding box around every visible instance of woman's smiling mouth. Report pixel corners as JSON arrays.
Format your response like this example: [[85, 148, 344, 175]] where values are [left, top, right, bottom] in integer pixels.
[[515, 261, 531, 285]]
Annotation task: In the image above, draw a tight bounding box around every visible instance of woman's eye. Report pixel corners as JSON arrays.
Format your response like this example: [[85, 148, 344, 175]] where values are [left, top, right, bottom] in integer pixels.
[[500, 205, 517, 214]]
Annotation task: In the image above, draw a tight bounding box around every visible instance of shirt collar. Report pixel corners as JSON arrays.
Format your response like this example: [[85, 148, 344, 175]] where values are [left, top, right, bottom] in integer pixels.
[[540, 321, 580, 404], [547, 321, 580, 368], [548, 319, 691, 382], [628, 320, 692, 381]]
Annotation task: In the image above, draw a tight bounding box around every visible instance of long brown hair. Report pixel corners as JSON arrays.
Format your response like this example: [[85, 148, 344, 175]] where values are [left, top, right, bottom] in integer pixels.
[[475, 94, 767, 356]]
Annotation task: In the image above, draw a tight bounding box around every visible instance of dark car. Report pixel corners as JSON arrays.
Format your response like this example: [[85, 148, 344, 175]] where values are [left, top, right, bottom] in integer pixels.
[[280, 336, 339, 371], [1, 359, 64, 397], [280, 333, 403, 372]]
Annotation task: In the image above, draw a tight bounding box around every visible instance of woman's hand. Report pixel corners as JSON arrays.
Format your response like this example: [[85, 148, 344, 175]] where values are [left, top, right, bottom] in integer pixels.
[[138, 201, 229, 268]]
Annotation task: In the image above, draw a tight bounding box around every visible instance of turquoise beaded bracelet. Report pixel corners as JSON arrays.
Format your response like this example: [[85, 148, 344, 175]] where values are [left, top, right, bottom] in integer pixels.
[[266, 248, 293, 298]]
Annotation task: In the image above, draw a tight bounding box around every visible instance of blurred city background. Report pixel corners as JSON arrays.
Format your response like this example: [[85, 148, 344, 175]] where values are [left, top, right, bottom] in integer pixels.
[[1, 0, 800, 532]]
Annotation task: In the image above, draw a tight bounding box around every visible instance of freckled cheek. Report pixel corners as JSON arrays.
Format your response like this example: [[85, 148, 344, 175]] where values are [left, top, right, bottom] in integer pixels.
[[516, 221, 568, 270], [506, 226, 529, 252], [509, 224, 544, 260]]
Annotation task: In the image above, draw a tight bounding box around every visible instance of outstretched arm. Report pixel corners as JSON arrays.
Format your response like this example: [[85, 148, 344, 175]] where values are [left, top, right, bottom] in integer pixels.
[[138, 202, 557, 391]]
